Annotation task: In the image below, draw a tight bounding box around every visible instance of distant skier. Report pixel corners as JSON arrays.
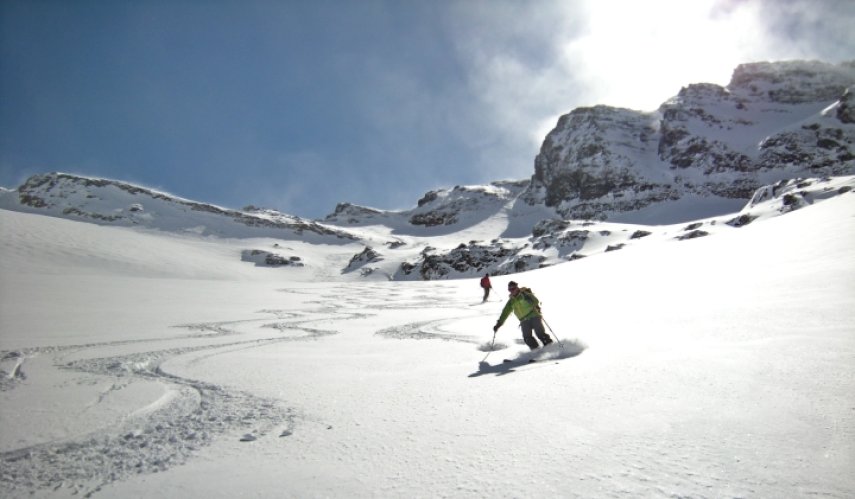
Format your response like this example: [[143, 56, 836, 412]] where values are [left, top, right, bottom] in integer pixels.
[[480, 273, 492, 302], [493, 281, 553, 350]]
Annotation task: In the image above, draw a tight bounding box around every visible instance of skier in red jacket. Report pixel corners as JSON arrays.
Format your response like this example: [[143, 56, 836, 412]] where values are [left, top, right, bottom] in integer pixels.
[[480, 273, 492, 302]]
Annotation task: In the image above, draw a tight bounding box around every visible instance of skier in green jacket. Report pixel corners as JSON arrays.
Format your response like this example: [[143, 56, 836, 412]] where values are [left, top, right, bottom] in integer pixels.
[[493, 281, 553, 350]]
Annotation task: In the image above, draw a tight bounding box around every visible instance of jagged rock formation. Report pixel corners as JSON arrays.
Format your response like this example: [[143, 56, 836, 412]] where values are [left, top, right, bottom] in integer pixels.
[[395, 240, 541, 280], [345, 246, 383, 273], [523, 60, 855, 220], [408, 181, 529, 227]]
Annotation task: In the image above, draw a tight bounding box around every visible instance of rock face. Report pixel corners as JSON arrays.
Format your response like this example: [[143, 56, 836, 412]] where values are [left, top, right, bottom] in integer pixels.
[[394, 240, 541, 280], [524, 60, 855, 220], [325, 181, 531, 228], [345, 246, 383, 273], [836, 88, 855, 124], [325, 203, 385, 224], [524, 105, 678, 220], [407, 181, 529, 227]]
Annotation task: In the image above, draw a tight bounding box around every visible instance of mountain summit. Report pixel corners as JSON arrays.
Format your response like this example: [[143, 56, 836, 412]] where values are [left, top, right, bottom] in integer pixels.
[[522, 60, 855, 221], [1, 60, 854, 280]]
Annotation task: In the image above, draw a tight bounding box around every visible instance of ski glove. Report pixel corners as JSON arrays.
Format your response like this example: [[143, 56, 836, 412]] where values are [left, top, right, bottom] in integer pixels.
[[493, 322, 501, 333]]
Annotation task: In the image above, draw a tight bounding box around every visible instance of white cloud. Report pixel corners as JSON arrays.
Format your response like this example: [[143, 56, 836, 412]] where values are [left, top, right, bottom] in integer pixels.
[[560, 0, 756, 109], [442, 0, 853, 182]]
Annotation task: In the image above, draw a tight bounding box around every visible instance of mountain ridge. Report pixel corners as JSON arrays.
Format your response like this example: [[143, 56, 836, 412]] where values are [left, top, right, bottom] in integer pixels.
[[2, 60, 854, 280], [521, 59, 855, 220], [2, 170, 852, 281]]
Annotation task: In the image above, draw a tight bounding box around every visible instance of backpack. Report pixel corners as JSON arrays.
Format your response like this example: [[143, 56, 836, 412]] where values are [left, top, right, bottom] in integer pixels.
[[518, 287, 540, 311]]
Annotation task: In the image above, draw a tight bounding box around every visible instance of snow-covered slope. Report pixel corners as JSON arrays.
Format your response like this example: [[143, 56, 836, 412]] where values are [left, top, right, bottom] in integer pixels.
[[1, 171, 853, 282], [1, 60, 854, 497], [1, 175, 852, 498], [0, 172, 358, 242]]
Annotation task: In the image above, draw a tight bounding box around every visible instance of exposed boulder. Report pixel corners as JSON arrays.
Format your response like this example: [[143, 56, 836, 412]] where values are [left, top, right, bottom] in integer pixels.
[[241, 250, 304, 267]]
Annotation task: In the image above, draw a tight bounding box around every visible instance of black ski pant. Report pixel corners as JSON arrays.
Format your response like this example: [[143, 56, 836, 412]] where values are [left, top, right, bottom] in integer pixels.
[[520, 316, 552, 350], [482, 287, 490, 302]]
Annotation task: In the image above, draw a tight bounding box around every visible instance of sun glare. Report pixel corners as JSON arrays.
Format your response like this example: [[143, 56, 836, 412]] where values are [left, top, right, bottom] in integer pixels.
[[560, 0, 764, 111]]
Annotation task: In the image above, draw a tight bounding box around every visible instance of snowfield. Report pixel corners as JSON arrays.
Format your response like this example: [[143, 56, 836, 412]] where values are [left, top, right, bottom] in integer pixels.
[[1, 189, 854, 497]]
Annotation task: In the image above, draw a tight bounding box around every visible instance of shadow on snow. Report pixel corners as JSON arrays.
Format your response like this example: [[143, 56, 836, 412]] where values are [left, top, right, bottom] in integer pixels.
[[468, 340, 586, 377]]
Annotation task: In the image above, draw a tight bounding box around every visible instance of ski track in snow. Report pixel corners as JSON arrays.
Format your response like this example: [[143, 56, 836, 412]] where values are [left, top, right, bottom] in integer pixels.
[[0, 309, 339, 496], [0, 283, 487, 497], [375, 317, 482, 344]]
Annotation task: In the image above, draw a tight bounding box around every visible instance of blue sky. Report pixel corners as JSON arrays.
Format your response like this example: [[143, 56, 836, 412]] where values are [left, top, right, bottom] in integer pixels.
[[2, 0, 853, 219]]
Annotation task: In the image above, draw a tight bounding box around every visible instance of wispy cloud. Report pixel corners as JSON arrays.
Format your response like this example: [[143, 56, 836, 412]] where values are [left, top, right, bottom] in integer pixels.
[[441, 0, 854, 182], [745, 0, 855, 61]]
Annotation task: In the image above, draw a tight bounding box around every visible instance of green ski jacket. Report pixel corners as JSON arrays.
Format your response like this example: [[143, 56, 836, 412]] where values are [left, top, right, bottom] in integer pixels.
[[496, 288, 541, 327]]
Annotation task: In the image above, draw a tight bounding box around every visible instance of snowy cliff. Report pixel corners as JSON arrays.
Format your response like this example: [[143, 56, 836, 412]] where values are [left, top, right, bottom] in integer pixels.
[[523, 60, 855, 220]]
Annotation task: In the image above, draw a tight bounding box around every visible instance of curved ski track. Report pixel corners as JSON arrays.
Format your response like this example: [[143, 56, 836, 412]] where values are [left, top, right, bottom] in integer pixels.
[[0, 283, 483, 497]]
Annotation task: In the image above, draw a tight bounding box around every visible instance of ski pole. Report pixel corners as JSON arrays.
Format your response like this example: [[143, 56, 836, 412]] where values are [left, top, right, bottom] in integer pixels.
[[541, 316, 565, 350], [481, 330, 497, 362]]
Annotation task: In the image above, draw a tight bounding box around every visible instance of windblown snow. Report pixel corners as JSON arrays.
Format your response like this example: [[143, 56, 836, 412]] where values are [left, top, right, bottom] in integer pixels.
[[1, 175, 853, 497]]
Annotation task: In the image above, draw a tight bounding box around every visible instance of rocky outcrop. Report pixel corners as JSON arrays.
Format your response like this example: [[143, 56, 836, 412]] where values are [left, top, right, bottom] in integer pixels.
[[836, 87, 855, 124], [345, 246, 383, 273], [745, 177, 851, 215], [395, 240, 543, 280], [241, 250, 304, 267], [408, 182, 528, 227], [322, 180, 530, 231], [524, 106, 676, 220], [728, 60, 855, 104], [324, 203, 385, 224], [757, 122, 855, 173], [522, 60, 855, 220]]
